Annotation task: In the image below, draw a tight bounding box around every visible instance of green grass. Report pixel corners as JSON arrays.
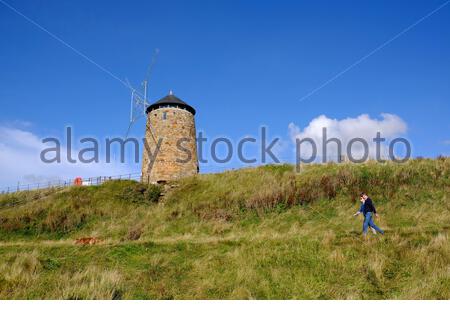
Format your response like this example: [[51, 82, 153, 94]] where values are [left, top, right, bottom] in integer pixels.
[[0, 158, 449, 299]]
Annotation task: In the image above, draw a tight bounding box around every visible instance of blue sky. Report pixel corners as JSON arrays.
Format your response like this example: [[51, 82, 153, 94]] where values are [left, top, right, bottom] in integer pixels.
[[0, 0, 449, 186]]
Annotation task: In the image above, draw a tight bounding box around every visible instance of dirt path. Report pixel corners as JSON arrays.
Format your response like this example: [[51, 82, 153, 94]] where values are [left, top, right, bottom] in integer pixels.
[[0, 226, 444, 248], [0, 233, 307, 248]]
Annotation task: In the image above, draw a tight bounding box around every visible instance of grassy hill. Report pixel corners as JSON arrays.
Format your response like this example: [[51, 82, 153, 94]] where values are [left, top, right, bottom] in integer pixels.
[[0, 158, 449, 299]]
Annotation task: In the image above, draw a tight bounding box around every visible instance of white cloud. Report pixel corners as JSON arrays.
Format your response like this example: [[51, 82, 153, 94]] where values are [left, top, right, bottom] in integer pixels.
[[288, 113, 408, 161], [0, 125, 135, 189]]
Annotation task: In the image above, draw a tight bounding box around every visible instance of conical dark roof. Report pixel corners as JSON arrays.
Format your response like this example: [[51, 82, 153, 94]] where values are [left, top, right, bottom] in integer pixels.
[[146, 91, 195, 115]]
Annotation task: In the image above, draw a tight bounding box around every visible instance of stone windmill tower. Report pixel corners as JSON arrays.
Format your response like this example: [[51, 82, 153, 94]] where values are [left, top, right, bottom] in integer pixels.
[[141, 91, 199, 184]]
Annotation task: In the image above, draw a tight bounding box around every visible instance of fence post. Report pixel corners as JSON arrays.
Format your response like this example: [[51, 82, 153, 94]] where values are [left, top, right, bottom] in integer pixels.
[[17, 182, 19, 192]]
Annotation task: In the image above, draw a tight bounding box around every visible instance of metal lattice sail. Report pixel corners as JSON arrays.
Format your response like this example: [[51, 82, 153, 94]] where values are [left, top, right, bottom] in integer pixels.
[[124, 49, 159, 139]]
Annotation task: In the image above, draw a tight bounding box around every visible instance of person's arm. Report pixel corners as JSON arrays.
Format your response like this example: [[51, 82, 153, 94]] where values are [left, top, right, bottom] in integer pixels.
[[372, 200, 377, 216], [354, 204, 364, 216]]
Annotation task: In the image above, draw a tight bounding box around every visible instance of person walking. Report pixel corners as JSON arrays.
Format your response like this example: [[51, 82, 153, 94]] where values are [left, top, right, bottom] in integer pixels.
[[354, 192, 384, 236]]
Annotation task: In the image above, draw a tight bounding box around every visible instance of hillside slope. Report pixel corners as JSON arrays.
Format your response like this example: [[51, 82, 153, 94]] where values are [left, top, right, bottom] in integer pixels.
[[0, 159, 449, 299]]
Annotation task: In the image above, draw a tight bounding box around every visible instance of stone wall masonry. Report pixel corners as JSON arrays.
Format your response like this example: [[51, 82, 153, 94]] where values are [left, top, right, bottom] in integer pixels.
[[141, 107, 198, 183]]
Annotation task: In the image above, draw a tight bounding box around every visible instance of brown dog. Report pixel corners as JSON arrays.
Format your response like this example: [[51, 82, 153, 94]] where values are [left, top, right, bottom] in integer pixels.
[[75, 237, 100, 245]]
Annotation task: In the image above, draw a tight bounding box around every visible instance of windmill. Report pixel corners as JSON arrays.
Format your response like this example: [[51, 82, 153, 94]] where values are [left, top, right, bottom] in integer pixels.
[[124, 48, 160, 139]]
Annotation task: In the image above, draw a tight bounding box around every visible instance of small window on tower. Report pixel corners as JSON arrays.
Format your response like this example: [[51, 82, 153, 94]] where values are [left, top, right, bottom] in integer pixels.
[[162, 111, 167, 120]]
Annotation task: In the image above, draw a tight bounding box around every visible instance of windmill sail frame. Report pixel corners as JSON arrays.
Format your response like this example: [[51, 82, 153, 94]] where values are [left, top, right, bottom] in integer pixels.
[[124, 49, 159, 139]]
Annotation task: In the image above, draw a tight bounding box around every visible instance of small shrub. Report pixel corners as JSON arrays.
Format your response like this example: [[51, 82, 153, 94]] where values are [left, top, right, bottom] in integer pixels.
[[119, 184, 147, 203], [0, 194, 21, 209], [127, 224, 143, 241], [244, 173, 298, 213], [42, 209, 88, 233], [145, 185, 163, 203], [40, 258, 61, 271], [319, 175, 337, 199], [0, 216, 24, 232], [119, 183, 162, 204], [198, 208, 233, 221]]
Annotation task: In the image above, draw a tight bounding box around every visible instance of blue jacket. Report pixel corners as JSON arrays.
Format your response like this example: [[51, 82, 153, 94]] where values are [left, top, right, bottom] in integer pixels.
[[359, 198, 377, 214]]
